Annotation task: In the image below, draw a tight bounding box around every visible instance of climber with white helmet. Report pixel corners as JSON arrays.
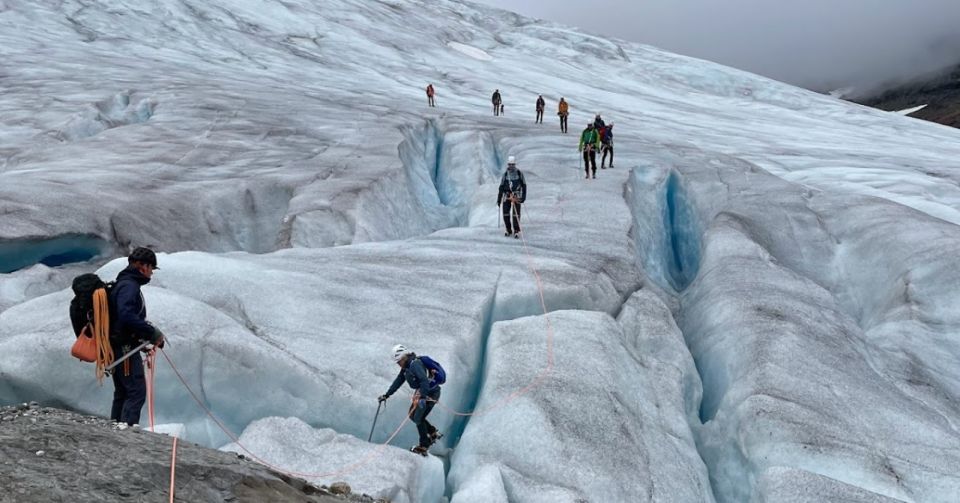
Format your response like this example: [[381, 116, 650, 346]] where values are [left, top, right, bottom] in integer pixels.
[[496, 156, 527, 238], [378, 344, 446, 456]]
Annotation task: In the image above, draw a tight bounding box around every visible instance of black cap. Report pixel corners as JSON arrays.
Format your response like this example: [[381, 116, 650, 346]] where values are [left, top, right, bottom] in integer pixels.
[[129, 247, 158, 269]]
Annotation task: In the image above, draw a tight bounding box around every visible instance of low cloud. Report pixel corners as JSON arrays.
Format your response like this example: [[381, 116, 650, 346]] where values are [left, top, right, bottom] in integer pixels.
[[477, 0, 960, 94]]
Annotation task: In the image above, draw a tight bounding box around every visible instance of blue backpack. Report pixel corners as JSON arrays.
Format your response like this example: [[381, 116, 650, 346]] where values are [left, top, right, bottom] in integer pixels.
[[418, 356, 446, 386]]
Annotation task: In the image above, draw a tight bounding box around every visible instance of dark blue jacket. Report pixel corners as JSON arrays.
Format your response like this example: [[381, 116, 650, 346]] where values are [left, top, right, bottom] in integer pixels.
[[386, 354, 437, 398], [497, 169, 527, 205], [110, 266, 155, 346]]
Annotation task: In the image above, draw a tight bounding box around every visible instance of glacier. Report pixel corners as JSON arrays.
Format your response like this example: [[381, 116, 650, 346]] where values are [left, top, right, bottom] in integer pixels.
[[2, 0, 960, 501]]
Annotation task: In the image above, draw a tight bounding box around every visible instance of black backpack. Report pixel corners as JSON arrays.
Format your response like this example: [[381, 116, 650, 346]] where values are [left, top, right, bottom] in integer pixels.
[[69, 273, 115, 338]]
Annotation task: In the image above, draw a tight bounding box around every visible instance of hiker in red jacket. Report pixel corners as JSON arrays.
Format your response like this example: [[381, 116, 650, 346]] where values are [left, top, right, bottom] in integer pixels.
[[426, 84, 435, 107]]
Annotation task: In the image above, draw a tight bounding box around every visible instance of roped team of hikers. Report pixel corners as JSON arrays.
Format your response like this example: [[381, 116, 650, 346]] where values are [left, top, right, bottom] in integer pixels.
[[66, 84, 619, 461], [425, 83, 614, 180]]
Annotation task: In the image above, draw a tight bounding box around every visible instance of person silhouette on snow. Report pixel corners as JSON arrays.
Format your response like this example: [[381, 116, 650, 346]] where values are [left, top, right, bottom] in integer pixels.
[[497, 156, 527, 238], [579, 123, 601, 179], [593, 113, 606, 130], [379, 345, 442, 456], [535, 95, 545, 124], [110, 247, 165, 426], [426, 83, 435, 107], [601, 122, 614, 169], [492, 89, 502, 116], [558, 97, 569, 133]]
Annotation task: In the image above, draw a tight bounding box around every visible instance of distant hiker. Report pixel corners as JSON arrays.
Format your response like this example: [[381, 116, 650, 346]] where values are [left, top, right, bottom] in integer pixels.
[[492, 89, 502, 116], [594, 113, 606, 130], [579, 123, 601, 179], [497, 156, 527, 238], [601, 122, 614, 169], [558, 98, 569, 133], [379, 345, 444, 456], [426, 84, 435, 107], [109, 247, 165, 426], [500, 103, 505, 116], [535, 95, 545, 124]]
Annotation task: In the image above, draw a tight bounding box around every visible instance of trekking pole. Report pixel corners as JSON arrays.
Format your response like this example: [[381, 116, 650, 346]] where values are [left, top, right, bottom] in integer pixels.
[[105, 341, 152, 372], [368, 401, 383, 442]]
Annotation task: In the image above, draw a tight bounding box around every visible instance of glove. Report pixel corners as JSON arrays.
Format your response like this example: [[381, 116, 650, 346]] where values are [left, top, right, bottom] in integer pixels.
[[149, 327, 165, 348], [378, 394, 388, 403]]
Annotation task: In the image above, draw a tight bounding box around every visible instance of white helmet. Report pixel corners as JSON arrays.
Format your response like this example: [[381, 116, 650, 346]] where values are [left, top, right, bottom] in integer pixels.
[[507, 156, 516, 165], [391, 344, 408, 362]]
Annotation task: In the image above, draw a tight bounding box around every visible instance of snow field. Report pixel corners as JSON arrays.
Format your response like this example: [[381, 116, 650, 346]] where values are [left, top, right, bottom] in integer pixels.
[[2, 0, 960, 500]]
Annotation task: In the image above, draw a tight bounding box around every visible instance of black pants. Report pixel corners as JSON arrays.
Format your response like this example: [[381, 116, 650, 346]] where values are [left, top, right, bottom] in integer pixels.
[[410, 387, 441, 448], [428, 96, 435, 107], [601, 144, 613, 167], [583, 149, 597, 176], [111, 349, 146, 426], [502, 201, 522, 234], [536, 109, 543, 123], [493, 103, 500, 116], [560, 114, 568, 133]]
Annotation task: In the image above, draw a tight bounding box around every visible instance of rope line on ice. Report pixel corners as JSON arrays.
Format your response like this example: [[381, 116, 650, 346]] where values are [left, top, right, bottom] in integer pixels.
[[429, 200, 556, 418], [147, 202, 556, 481]]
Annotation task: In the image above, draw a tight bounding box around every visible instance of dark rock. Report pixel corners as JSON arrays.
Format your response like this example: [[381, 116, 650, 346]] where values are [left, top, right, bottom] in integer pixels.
[[855, 63, 960, 129], [329, 481, 351, 495], [0, 405, 374, 503]]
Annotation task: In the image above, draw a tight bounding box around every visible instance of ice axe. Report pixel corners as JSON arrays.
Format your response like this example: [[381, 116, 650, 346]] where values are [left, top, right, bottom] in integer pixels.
[[105, 341, 152, 373], [368, 401, 383, 442]]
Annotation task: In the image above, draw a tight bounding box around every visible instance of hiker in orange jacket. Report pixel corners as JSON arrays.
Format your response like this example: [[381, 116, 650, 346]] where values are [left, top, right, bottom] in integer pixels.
[[558, 98, 569, 133]]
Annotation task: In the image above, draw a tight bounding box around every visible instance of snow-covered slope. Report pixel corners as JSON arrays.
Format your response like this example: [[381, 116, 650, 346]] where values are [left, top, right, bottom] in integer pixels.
[[2, 1, 960, 501]]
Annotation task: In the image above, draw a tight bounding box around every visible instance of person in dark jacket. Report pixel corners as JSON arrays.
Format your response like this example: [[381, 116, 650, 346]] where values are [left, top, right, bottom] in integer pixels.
[[109, 247, 164, 426], [496, 156, 527, 238], [601, 122, 614, 169], [593, 113, 606, 130], [492, 89, 502, 116], [535, 95, 545, 124], [379, 344, 442, 455], [426, 83, 435, 107]]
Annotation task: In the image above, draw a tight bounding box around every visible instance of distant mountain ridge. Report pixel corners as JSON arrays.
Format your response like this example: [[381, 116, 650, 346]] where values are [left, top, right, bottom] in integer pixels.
[[855, 63, 960, 128]]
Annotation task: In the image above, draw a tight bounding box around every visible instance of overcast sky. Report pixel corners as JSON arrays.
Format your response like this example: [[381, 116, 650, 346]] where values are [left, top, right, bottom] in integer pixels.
[[475, 0, 960, 94]]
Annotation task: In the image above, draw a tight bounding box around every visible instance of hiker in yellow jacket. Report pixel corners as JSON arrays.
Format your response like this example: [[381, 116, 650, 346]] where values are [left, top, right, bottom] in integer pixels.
[[558, 97, 569, 133]]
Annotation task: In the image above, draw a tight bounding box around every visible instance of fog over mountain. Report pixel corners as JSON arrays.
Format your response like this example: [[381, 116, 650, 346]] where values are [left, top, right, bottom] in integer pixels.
[[477, 0, 960, 93], [3, 1, 960, 502]]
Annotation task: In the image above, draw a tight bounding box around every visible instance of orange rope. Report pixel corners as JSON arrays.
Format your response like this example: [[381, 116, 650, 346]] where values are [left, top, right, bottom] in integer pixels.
[[154, 198, 559, 479], [159, 348, 409, 480], [169, 436, 178, 503], [427, 200, 555, 418], [92, 288, 114, 383], [146, 351, 157, 430]]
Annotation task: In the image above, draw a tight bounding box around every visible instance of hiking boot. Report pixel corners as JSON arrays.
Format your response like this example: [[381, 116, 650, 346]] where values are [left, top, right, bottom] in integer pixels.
[[592, 174, 596, 179], [505, 231, 512, 237], [514, 233, 520, 239], [430, 431, 444, 443], [411, 445, 429, 456], [601, 166, 607, 169]]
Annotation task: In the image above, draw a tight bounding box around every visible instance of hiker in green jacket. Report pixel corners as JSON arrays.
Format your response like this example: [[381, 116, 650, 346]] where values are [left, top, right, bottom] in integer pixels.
[[578, 123, 601, 179]]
